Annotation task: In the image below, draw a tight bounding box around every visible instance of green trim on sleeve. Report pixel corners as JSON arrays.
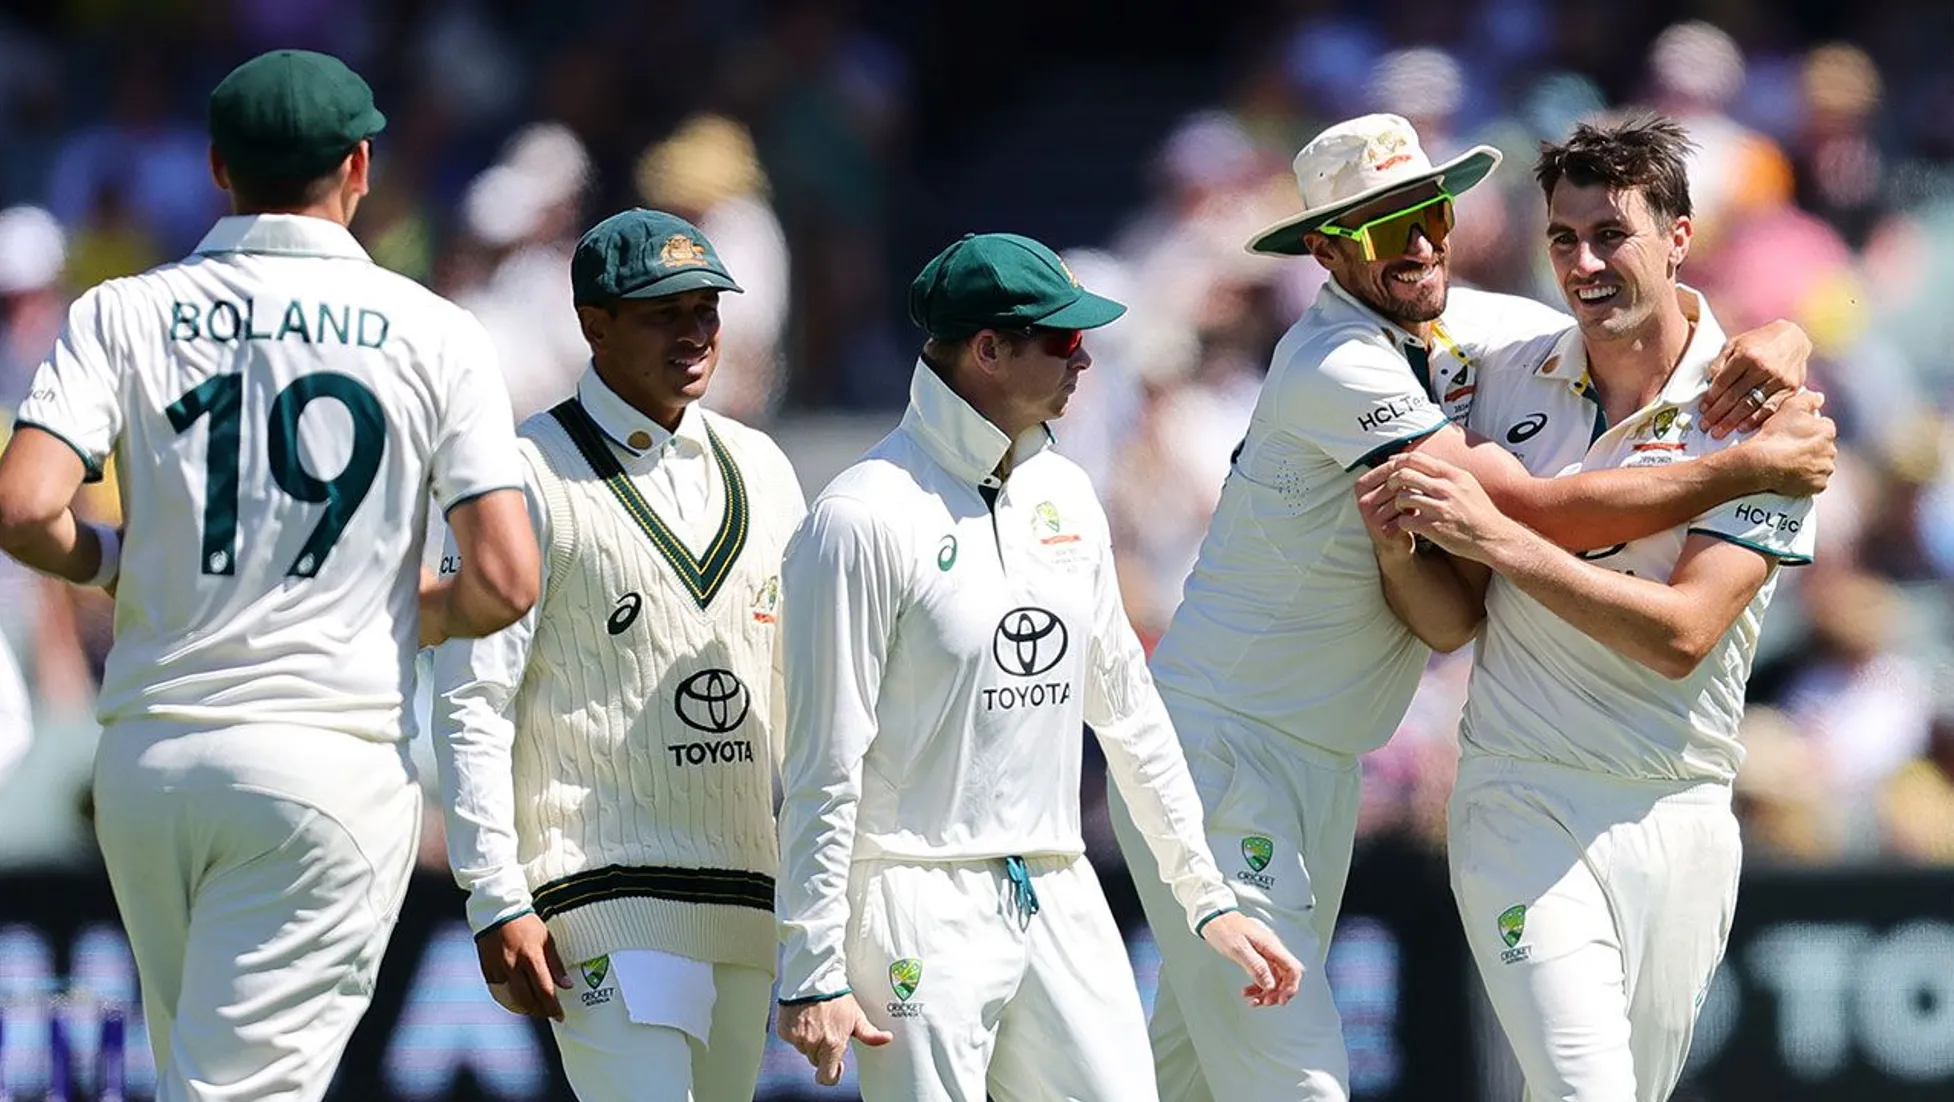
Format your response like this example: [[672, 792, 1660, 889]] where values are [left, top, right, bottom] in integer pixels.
[[442, 484, 525, 517], [12, 419, 105, 483], [1195, 906, 1240, 937], [472, 907, 536, 940], [1685, 527, 1813, 567], [1347, 422, 1445, 472], [779, 987, 853, 1006]]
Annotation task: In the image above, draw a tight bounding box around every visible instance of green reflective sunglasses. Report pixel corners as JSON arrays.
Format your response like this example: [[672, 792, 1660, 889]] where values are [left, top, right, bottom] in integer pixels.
[[1318, 191, 1454, 262]]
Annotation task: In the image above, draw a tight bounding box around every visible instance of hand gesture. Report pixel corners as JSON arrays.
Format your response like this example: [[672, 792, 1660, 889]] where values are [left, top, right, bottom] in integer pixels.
[[1199, 911, 1304, 1007], [1380, 452, 1517, 564], [1355, 462, 1419, 563], [776, 992, 894, 1086], [1745, 390, 1836, 497], [1700, 319, 1810, 437], [475, 913, 571, 1021]]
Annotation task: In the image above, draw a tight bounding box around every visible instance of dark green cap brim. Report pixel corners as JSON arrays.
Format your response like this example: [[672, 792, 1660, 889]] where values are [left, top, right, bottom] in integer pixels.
[[1037, 289, 1127, 330], [613, 268, 744, 301], [1247, 147, 1499, 257]]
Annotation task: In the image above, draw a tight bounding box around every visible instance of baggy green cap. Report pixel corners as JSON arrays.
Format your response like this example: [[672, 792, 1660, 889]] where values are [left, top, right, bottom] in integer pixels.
[[208, 50, 386, 180], [907, 232, 1126, 340], [571, 208, 744, 305]]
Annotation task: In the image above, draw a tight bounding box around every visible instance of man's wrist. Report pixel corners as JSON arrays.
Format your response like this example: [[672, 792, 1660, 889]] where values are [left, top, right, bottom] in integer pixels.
[[81, 522, 120, 588], [1704, 442, 1773, 496]]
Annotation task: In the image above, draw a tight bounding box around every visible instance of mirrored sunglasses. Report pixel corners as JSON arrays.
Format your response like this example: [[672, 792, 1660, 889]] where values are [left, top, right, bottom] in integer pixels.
[[1319, 192, 1454, 262], [1016, 327, 1085, 358]]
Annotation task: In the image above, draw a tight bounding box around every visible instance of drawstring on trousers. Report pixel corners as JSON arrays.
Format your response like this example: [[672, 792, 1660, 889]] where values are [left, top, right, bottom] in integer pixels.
[[1003, 856, 1040, 926]]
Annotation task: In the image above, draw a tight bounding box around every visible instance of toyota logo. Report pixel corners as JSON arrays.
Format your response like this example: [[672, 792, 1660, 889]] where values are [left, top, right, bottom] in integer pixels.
[[674, 668, 751, 733], [992, 607, 1069, 677]]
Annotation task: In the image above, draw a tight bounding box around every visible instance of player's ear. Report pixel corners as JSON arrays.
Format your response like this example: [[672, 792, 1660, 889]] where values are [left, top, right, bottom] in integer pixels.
[[576, 304, 610, 352], [209, 145, 230, 192], [1303, 232, 1339, 270], [1669, 215, 1692, 272]]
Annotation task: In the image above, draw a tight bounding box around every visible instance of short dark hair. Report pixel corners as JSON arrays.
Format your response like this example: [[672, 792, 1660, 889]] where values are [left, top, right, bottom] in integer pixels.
[[920, 330, 1030, 378], [1535, 116, 1696, 223], [225, 140, 361, 211]]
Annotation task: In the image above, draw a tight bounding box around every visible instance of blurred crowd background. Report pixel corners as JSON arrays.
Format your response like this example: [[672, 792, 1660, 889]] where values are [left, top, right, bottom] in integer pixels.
[[4, 0, 1954, 891]]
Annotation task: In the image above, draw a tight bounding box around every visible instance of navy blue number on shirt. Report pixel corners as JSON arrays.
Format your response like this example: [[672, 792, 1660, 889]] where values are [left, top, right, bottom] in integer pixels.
[[166, 373, 386, 577]]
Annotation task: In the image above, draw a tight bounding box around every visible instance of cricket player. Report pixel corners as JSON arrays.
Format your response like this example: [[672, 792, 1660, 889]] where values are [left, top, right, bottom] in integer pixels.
[[0, 50, 539, 1100], [1371, 117, 1816, 1102], [774, 232, 1302, 1101], [429, 208, 807, 1102], [1106, 113, 1835, 1102]]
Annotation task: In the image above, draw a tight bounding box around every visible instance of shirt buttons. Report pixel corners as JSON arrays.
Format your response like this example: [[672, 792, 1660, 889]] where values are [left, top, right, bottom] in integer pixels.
[[627, 431, 653, 450]]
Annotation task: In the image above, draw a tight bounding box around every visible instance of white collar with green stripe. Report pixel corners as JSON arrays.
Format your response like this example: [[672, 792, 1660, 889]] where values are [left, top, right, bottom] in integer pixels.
[[900, 361, 1052, 489]]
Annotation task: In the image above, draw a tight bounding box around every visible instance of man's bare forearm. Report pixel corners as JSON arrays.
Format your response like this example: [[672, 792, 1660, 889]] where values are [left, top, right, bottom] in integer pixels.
[[1375, 543, 1485, 652], [1483, 446, 1764, 553], [0, 507, 104, 585]]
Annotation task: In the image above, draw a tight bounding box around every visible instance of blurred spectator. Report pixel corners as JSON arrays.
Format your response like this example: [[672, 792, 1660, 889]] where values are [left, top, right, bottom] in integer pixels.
[[0, 205, 65, 404], [1734, 706, 1847, 864], [1780, 567, 1933, 852], [451, 122, 593, 421], [637, 113, 791, 425], [45, 52, 219, 258], [1879, 682, 1954, 864], [1791, 43, 1887, 248], [1641, 21, 1795, 253]]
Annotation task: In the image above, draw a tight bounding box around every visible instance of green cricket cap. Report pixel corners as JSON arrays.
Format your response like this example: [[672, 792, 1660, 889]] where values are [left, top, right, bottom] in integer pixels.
[[208, 50, 386, 180], [571, 208, 743, 306], [907, 232, 1126, 340]]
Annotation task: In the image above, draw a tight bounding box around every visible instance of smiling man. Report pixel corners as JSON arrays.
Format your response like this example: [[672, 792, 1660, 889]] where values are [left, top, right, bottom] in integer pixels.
[[428, 208, 806, 1102], [1107, 113, 1835, 1102], [1375, 117, 1818, 1102]]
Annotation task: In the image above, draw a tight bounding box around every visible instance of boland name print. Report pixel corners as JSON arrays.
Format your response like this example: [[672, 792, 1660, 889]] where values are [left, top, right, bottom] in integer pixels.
[[168, 298, 390, 348]]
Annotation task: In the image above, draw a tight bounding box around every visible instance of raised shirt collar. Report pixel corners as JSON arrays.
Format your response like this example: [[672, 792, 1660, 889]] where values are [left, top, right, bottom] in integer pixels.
[[900, 361, 1050, 488], [576, 366, 709, 457], [193, 214, 372, 261]]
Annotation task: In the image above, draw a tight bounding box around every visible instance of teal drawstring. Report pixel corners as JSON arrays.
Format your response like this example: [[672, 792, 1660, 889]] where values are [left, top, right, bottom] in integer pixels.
[[1003, 856, 1041, 922]]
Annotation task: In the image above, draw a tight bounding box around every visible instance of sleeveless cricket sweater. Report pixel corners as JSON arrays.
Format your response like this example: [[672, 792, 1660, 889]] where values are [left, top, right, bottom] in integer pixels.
[[509, 399, 790, 971]]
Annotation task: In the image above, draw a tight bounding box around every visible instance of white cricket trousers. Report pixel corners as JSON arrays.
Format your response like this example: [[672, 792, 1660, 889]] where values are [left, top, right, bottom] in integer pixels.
[[91, 721, 421, 1102], [1448, 754, 1741, 1102], [550, 956, 771, 1102], [846, 853, 1157, 1101], [1108, 689, 1362, 1102]]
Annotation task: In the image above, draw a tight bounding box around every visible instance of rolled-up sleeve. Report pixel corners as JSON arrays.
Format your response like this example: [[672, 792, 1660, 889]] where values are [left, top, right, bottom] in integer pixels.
[[776, 494, 901, 1002]]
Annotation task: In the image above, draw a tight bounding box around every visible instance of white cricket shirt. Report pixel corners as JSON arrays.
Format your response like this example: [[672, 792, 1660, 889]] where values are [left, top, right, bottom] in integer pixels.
[[1149, 278, 1569, 755], [775, 363, 1237, 1002], [1461, 289, 1816, 782], [15, 214, 521, 740]]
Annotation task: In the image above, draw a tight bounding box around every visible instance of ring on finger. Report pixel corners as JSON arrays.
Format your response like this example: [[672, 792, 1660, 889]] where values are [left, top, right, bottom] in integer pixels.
[[1744, 385, 1767, 408]]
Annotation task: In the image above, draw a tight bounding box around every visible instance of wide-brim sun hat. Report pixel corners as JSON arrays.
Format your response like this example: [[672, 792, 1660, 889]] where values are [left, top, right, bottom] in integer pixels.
[[1246, 113, 1501, 257]]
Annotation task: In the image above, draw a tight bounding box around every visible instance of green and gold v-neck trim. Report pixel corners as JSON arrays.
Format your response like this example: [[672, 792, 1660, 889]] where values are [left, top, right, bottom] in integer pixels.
[[550, 399, 750, 610]]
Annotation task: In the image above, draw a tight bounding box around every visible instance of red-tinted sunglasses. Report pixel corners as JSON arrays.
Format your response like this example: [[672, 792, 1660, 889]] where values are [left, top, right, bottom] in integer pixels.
[[1016, 327, 1084, 358]]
